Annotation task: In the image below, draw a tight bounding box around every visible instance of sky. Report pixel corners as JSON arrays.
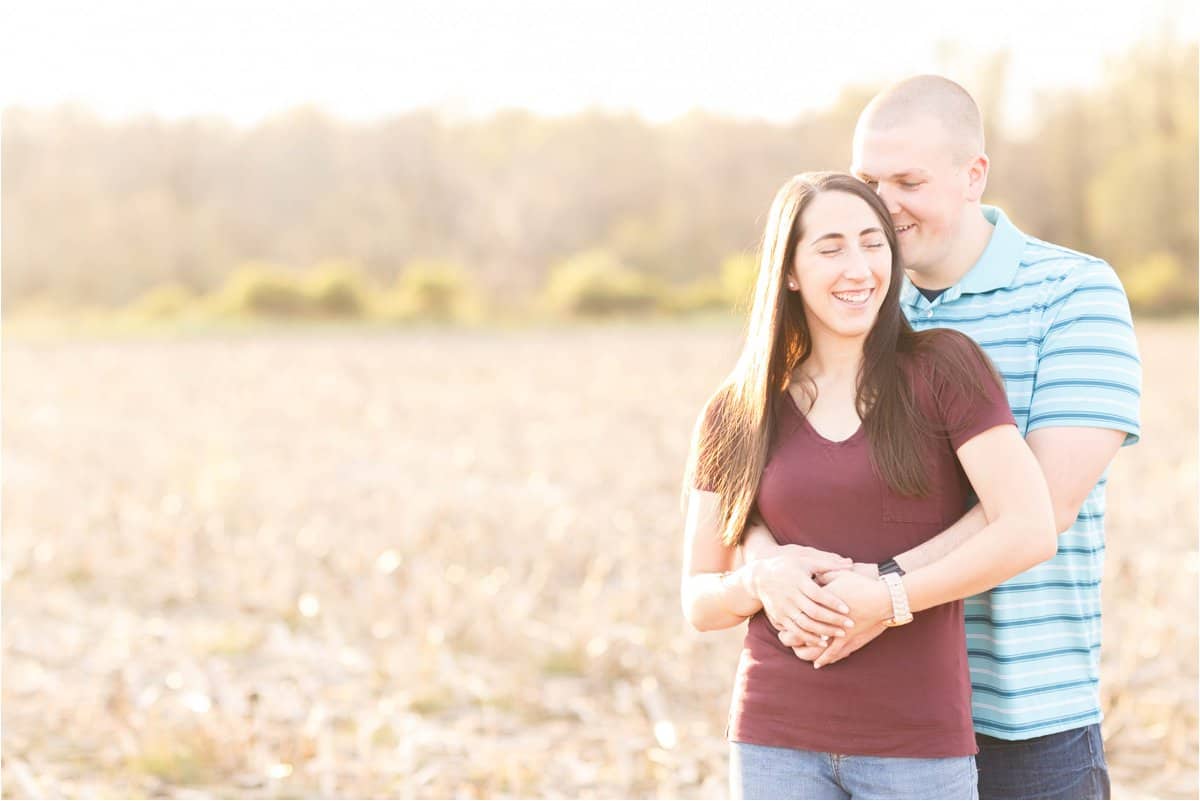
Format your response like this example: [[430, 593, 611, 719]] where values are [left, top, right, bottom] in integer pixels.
[[2, 0, 1195, 132]]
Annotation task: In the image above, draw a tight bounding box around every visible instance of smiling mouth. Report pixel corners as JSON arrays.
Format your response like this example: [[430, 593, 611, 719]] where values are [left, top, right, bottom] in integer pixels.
[[895, 224, 916, 234], [832, 288, 874, 306]]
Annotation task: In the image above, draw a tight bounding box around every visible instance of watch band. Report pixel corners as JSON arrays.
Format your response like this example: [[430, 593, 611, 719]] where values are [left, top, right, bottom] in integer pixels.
[[880, 572, 913, 627], [878, 558, 905, 577]]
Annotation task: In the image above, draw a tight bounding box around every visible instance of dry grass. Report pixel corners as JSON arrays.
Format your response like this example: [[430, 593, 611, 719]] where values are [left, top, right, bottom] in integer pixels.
[[2, 319, 1195, 799]]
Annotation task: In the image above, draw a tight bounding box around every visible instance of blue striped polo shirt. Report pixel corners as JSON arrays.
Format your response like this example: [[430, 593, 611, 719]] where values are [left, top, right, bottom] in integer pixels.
[[902, 205, 1142, 740]]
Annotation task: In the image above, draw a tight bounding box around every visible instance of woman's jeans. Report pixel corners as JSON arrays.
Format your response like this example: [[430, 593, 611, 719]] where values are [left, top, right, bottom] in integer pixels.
[[730, 741, 978, 800]]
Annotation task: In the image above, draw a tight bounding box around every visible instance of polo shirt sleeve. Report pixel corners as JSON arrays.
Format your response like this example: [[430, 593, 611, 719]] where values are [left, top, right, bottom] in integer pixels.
[[1028, 260, 1142, 445]]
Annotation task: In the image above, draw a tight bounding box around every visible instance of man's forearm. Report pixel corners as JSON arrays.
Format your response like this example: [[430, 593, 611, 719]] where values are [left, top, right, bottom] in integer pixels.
[[899, 427, 1125, 572], [743, 502, 992, 577], [740, 520, 783, 563], [903, 507, 1054, 613], [893, 503, 988, 573]]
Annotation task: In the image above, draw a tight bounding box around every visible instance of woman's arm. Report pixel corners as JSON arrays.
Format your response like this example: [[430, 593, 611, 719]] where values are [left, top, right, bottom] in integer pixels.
[[741, 519, 855, 643], [681, 493, 855, 634], [680, 489, 761, 631], [902, 423, 1058, 610]]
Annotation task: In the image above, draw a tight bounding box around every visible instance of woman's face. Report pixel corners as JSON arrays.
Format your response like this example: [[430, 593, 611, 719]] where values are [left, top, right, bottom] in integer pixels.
[[789, 190, 893, 345]]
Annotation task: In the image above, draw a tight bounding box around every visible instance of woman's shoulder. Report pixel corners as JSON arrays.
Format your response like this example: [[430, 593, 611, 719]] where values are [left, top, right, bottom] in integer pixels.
[[912, 327, 983, 360], [907, 328, 994, 381], [898, 329, 1004, 426], [696, 381, 736, 434]]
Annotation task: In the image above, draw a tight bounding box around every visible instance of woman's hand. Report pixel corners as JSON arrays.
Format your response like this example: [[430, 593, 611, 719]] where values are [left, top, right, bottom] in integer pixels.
[[785, 620, 890, 668], [751, 545, 856, 645], [781, 568, 892, 666], [779, 563, 891, 665]]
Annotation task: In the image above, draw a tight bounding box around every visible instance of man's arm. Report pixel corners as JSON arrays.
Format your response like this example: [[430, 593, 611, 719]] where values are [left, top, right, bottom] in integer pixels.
[[748, 424, 1123, 661], [892, 426, 1126, 572], [800, 259, 1141, 661], [1025, 428, 1128, 532], [759, 426, 1128, 590], [792, 425, 1128, 664]]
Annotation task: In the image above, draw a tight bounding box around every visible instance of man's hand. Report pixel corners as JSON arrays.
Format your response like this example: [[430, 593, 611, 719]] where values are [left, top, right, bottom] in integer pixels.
[[815, 570, 892, 629], [817, 562, 880, 583], [751, 545, 856, 646]]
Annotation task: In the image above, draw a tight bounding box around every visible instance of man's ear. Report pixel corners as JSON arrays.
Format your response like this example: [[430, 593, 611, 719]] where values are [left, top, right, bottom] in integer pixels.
[[964, 153, 989, 202]]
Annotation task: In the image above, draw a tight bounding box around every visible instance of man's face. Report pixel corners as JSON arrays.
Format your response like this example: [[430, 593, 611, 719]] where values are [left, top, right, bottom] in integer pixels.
[[850, 115, 972, 281]]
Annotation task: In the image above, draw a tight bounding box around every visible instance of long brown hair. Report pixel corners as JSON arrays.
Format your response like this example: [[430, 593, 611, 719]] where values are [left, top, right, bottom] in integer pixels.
[[682, 172, 1000, 546]]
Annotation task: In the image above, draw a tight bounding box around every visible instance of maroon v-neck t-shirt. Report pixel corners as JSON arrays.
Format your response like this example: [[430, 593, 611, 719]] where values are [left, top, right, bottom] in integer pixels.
[[727, 335, 1015, 758]]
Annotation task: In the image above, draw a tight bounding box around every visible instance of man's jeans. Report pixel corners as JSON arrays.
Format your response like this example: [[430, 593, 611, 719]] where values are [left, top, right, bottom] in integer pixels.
[[730, 741, 978, 800], [976, 723, 1110, 800]]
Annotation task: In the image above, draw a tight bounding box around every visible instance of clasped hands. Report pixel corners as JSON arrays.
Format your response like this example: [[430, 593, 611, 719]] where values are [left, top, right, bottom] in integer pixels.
[[750, 544, 893, 669]]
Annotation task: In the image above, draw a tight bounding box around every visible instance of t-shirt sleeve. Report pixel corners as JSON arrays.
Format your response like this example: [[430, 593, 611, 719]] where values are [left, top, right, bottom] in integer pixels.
[[931, 332, 1018, 452], [1028, 259, 1142, 446]]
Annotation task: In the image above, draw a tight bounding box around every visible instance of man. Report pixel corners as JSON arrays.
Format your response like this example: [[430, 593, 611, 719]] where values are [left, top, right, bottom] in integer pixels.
[[741, 76, 1141, 799]]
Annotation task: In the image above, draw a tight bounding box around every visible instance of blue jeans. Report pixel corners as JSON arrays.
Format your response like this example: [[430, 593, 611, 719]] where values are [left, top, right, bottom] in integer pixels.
[[730, 741, 978, 800], [976, 724, 1110, 799]]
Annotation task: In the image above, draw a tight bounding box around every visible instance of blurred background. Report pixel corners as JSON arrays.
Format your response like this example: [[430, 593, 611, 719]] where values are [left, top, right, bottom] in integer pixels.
[[2, 1, 1196, 798]]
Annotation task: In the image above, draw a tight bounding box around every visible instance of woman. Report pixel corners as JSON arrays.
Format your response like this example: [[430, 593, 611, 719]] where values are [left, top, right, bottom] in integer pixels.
[[680, 172, 1055, 800]]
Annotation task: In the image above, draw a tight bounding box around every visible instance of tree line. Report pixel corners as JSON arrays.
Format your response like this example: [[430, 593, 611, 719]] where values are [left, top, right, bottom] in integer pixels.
[[2, 37, 1195, 317]]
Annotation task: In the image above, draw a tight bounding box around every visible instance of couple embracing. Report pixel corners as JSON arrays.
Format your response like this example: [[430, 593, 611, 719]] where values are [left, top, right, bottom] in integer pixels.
[[682, 76, 1141, 800]]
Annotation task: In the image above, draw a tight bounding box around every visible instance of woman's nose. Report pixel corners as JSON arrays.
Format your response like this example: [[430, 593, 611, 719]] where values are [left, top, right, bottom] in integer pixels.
[[843, 249, 872, 279]]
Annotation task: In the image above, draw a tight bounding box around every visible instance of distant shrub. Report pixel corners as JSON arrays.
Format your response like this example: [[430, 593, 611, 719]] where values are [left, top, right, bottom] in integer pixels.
[[127, 283, 197, 320], [661, 278, 731, 315], [720, 252, 759, 310], [215, 263, 312, 318], [304, 262, 371, 317], [543, 250, 661, 317], [393, 261, 472, 321], [1124, 251, 1194, 315]]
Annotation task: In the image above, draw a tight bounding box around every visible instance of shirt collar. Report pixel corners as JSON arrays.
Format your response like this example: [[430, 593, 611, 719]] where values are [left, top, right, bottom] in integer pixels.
[[899, 205, 1026, 310]]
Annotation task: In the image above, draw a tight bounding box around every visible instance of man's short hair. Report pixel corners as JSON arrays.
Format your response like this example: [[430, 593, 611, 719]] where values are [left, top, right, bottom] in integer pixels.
[[858, 75, 985, 163]]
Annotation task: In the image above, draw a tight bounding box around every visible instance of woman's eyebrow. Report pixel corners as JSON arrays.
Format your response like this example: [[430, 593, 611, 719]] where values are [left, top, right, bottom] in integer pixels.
[[811, 232, 845, 243], [812, 227, 883, 243]]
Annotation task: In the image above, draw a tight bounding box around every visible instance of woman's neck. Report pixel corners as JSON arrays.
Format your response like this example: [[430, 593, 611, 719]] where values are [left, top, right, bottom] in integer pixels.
[[798, 333, 865, 385]]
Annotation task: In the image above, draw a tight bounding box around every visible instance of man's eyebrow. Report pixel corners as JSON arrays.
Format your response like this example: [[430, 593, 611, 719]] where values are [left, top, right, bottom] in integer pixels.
[[857, 170, 927, 181]]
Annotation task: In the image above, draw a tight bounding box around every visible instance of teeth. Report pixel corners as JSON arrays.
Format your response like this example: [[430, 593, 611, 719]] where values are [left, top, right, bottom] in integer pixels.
[[896, 224, 915, 233], [833, 289, 872, 303]]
